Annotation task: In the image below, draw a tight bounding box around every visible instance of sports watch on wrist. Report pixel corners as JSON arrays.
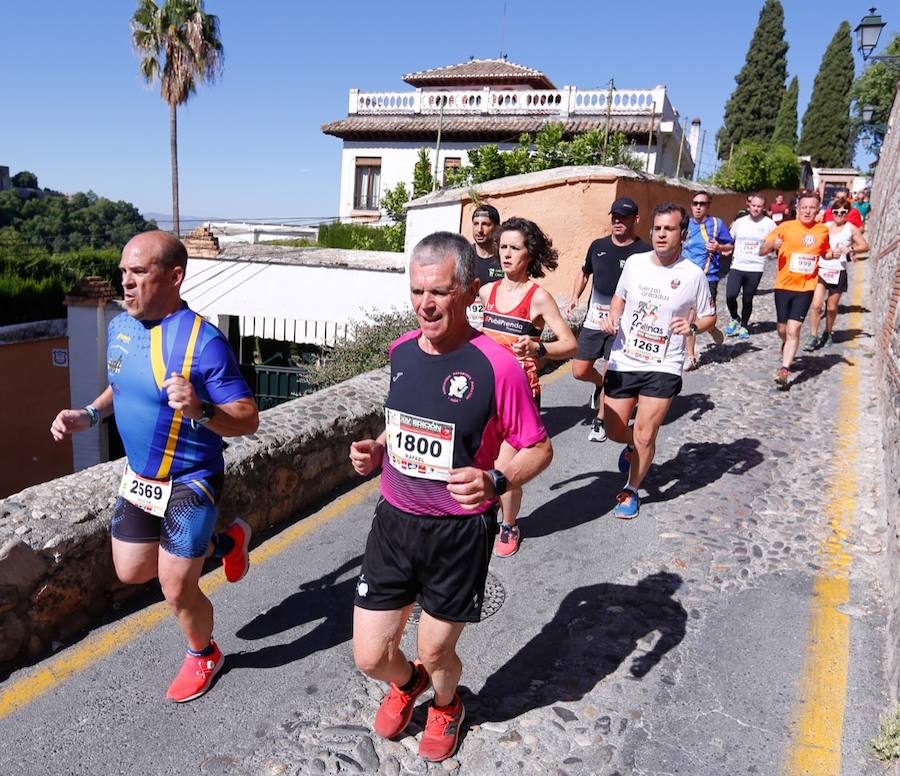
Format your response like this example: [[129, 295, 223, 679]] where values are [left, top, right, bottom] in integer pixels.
[[536, 341, 547, 358], [190, 401, 216, 430], [487, 469, 508, 497], [689, 323, 699, 336]]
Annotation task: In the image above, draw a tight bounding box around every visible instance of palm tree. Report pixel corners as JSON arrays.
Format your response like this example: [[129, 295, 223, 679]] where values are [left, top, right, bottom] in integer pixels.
[[131, 0, 223, 237]]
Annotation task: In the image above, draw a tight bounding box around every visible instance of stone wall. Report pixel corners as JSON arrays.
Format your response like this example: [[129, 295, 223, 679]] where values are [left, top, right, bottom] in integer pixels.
[[868, 82, 900, 699], [0, 367, 389, 667]]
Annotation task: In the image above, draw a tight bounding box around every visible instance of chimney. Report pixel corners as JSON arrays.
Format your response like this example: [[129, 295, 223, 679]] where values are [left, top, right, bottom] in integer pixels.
[[688, 118, 702, 166]]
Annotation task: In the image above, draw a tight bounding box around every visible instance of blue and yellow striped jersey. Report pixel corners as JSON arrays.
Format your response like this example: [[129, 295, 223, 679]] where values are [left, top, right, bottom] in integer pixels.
[[107, 304, 252, 483]]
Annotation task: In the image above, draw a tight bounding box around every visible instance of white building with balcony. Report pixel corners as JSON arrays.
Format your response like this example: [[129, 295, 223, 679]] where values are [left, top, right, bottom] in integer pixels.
[[322, 58, 697, 222]]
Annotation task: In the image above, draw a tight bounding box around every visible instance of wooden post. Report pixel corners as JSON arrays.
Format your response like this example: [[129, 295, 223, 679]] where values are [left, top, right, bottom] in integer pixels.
[[646, 101, 656, 173], [432, 97, 445, 191], [602, 79, 615, 162]]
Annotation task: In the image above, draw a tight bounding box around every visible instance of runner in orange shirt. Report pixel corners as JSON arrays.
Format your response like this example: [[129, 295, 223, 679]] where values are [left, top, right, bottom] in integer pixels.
[[758, 191, 830, 387]]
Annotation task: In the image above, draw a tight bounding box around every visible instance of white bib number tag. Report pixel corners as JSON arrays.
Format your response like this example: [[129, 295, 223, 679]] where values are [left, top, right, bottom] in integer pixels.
[[789, 252, 817, 275], [466, 301, 484, 329], [585, 303, 610, 328], [625, 324, 669, 363], [773, 212, 783, 223], [735, 238, 762, 260], [385, 409, 455, 481], [820, 267, 841, 285], [118, 464, 172, 517]]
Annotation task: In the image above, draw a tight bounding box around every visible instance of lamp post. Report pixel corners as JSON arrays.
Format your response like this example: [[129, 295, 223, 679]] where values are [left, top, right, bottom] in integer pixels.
[[855, 8, 900, 64]]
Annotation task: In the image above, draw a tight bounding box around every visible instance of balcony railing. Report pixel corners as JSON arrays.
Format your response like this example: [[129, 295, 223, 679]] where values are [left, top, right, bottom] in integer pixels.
[[349, 86, 673, 119]]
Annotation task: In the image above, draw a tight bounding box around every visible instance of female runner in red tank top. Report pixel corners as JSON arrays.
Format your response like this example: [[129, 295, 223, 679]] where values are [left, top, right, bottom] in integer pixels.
[[479, 217, 577, 558]]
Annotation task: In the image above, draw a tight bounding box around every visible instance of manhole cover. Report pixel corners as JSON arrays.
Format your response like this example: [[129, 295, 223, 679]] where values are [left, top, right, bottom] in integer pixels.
[[408, 572, 506, 623]]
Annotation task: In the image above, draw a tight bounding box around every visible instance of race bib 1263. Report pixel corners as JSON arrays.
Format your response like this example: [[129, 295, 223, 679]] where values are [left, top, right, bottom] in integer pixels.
[[385, 408, 455, 481]]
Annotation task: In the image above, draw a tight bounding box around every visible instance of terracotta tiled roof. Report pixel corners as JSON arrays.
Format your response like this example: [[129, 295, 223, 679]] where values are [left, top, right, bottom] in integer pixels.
[[321, 115, 656, 142], [403, 59, 555, 89]]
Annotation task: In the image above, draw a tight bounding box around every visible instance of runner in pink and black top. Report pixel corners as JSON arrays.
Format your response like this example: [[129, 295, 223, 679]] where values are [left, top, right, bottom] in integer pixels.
[[347, 231, 552, 764]]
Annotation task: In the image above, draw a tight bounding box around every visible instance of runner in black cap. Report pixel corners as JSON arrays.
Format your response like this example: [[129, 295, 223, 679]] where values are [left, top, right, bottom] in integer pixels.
[[566, 197, 650, 441]]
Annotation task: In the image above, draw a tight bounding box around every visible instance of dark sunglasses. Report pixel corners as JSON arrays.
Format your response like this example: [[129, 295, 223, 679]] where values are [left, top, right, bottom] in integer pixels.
[[691, 200, 709, 206]]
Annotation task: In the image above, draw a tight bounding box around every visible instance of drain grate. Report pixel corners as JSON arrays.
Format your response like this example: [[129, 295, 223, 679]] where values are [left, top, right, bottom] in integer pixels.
[[408, 572, 506, 623]]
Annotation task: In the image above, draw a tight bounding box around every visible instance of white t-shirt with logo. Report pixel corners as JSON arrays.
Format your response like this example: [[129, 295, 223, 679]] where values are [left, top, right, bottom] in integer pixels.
[[730, 215, 777, 272], [608, 251, 714, 376]]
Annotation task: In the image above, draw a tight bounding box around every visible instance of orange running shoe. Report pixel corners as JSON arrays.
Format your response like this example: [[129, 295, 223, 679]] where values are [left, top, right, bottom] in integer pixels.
[[419, 694, 465, 762], [165, 641, 224, 703], [373, 661, 430, 739]]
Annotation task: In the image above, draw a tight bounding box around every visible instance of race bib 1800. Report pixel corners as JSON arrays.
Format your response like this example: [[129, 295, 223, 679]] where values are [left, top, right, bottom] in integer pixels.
[[385, 409, 455, 481], [118, 463, 172, 517]]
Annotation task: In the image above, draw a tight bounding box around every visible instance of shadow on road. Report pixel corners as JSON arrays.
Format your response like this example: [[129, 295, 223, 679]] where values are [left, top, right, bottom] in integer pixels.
[[644, 437, 763, 502], [521, 470, 623, 538], [664, 392, 715, 425], [540, 402, 594, 437], [790, 353, 852, 388], [830, 328, 869, 345], [223, 554, 362, 673], [469, 572, 686, 724], [838, 304, 870, 314], [749, 320, 777, 334], [697, 341, 761, 367]]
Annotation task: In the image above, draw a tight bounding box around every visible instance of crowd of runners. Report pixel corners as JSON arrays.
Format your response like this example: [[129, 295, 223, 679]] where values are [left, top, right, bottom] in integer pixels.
[[47, 182, 870, 763]]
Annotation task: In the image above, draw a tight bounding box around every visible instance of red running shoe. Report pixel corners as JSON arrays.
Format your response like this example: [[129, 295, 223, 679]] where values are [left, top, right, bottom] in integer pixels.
[[419, 694, 465, 762], [166, 641, 224, 702], [373, 661, 431, 739], [222, 518, 251, 582]]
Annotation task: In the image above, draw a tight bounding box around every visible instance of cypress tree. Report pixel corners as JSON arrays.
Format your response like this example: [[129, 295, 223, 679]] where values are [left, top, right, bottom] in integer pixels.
[[717, 0, 789, 158], [771, 75, 799, 149], [798, 21, 855, 167]]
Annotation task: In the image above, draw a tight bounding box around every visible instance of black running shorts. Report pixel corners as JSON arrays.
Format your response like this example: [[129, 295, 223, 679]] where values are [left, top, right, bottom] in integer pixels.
[[354, 498, 498, 623], [604, 369, 682, 399], [575, 327, 615, 362], [774, 289, 814, 323], [708, 280, 719, 306], [818, 270, 848, 293]]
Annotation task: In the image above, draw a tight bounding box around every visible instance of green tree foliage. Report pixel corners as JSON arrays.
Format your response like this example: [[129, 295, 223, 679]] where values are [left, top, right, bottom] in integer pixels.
[[304, 309, 419, 390], [316, 221, 404, 253], [850, 33, 900, 157], [764, 144, 801, 189], [412, 148, 434, 198], [799, 21, 856, 167], [717, 0, 789, 158], [714, 140, 801, 191], [771, 75, 799, 149], [0, 189, 156, 253], [11, 171, 38, 188], [445, 124, 642, 188], [380, 183, 410, 223], [131, 0, 223, 236]]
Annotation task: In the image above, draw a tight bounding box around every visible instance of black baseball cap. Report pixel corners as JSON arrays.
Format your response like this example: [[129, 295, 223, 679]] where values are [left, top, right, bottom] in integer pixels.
[[610, 197, 639, 217], [472, 203, 500, 224]]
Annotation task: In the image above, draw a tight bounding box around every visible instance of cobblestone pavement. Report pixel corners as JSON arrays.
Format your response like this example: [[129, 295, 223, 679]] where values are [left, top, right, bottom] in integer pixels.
[[207, 261, 888, 776]]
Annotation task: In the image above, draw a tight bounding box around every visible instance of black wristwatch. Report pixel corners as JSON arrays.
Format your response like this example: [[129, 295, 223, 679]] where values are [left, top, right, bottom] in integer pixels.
[[487, 469, 508, 497], [536, 342, 547, 358], [688, 323, 699, 336], [190, 401, 217, 430]]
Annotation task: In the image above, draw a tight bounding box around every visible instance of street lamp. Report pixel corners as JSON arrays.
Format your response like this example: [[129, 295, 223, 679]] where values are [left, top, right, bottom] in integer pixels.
[[855, 8, 886, 60], [861, 104, 876, 123], [855, 7, 899, 64]]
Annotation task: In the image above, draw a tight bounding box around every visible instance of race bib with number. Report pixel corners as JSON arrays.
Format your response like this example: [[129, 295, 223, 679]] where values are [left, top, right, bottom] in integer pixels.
[[585, 303, 611, 328], [624, 324, 669, 364], [735, 238, 762, 260], [789, 252, 817, 275], [773, 212, 783, 223], [385, 408, 455, 481], [118, 463, 172, 517], [466, 301, 484, 329], [819, 267, 841, 284]]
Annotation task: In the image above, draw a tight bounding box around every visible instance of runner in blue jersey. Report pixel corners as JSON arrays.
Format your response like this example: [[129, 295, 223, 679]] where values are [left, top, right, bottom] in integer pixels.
[[51, 231, 259, 703], [681, 191, 732, 369]]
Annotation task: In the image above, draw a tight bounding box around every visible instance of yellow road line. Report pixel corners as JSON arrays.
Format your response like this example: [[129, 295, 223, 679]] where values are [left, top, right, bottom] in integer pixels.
[[541, 360, 572, 387], [0, 478, 380, 720], [784, 262, 864, 774]]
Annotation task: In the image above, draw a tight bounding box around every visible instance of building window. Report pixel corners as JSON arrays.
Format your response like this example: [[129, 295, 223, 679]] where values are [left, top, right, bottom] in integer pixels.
[[442, 157, 461, 186], [354, 157, 381, 210]]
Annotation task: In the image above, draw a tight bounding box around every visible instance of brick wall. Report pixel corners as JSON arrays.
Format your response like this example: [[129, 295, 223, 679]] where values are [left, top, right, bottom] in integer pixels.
[[868, 82, 900, 699]]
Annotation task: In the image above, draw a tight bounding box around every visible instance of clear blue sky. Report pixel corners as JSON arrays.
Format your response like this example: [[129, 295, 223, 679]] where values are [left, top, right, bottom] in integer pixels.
[[0, 1, 891, 222]]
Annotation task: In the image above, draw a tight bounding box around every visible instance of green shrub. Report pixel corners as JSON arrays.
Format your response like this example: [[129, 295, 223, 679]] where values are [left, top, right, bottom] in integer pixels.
[[870, 706, 900, 761], [0, 274, 68, 325], [317, 222, 405, 253], [304, 308, 418, 389], [764, 144, 801, 190], [714, 140, 769, 191]]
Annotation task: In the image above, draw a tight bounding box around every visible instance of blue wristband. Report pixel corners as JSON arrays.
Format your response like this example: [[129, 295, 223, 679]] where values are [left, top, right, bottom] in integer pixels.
[[84, 406, 100, 427]]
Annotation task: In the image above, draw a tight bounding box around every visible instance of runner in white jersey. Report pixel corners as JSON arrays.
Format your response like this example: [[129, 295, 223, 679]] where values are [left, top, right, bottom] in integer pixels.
[[599, 203, 716, 520], [804, 195, 868, 350], [724, 193, 776, 340]]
